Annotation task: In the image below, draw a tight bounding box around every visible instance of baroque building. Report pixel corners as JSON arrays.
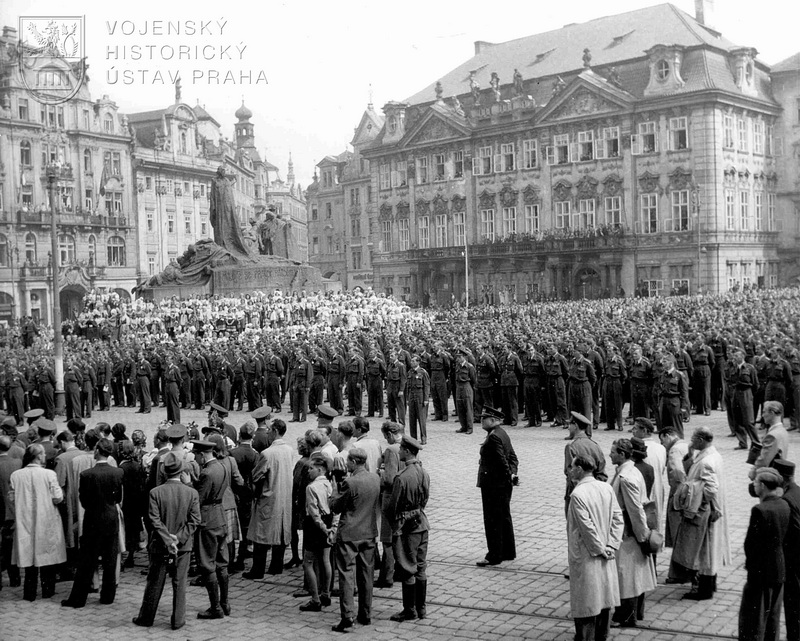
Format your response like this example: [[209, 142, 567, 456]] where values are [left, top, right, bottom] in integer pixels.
[[358, 2, 787, 305], [0, 25, 138, 322], [264, 154, 309, 262]]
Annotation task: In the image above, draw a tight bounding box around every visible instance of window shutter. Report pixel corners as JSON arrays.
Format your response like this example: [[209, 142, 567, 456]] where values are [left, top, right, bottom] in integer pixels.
[[595, 138, 607, 159], [569, 142, 579, 163], [631, 134, 641, 156], [473, 159, 482, 175]]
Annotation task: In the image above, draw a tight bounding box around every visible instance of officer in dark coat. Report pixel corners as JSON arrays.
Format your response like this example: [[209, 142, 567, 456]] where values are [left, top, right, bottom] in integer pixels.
[[476, 406, 518, 567], [386, 348, 407, 426], [454, 348, 477, 434], [775, 459, 800, 641]]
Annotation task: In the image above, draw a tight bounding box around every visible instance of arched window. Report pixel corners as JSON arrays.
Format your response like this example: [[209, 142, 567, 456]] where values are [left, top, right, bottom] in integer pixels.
[[24, 232, 36, 263], [87, 234, 97, 265], [0, 234, 7, 266], [83, 148, 92, 173], [180, 131, 187, 154], [107, 236, 125, 266], [58, 233, 75, 264], [20, 140, 31, 165]]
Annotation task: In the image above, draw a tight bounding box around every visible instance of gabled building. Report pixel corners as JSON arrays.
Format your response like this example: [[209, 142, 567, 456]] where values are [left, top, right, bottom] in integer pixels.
[[0, 25, 138, 323], [360, 2, 785, 305], [264, 154, 309, 262]]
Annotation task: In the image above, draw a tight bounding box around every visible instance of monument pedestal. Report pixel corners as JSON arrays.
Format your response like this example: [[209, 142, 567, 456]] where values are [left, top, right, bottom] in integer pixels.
[[212, 262, 322, 295]]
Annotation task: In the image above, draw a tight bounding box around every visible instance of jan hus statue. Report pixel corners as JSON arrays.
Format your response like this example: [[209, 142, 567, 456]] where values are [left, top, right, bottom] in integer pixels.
[[209, 165, 250, 257]]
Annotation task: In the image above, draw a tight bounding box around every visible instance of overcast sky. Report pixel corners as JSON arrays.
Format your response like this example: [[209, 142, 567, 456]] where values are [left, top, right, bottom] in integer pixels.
[[2, 0, 797, 188]]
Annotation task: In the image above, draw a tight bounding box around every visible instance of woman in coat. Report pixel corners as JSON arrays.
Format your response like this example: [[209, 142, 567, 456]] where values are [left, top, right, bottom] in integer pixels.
[[9, 444, 67, 600]]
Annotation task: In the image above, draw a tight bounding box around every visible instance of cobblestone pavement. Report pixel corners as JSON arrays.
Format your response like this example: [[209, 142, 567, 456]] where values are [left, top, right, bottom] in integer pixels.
[[0, 400, 790, 640]]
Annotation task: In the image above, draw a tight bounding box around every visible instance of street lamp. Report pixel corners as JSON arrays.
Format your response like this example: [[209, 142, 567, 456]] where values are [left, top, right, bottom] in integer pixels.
[[692, 186, 701, 295], [46, 164, 65, 415]]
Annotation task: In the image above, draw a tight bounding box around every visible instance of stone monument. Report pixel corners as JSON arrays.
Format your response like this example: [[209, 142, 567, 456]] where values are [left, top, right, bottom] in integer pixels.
[[136, 165, 322, 299]]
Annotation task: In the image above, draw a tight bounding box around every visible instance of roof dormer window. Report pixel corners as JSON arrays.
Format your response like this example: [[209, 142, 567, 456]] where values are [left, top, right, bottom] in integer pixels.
[[656, 60, 670, 82]]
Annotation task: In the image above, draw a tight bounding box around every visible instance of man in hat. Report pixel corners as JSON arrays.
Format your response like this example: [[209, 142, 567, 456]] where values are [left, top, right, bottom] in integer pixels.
[[669, 427, 730, 600], [564, 412, 606, 517], [476, 406, 518, 567], [608, 438, 656, 628], [157, 424, 199, 486], [192, 439, 231, 619], [317, 403, 338, 430], [133, 452, 201, 630], [566, 454, 623, 641], [387, 435, 430, 623], [330, 447, 380, 633], [775, 459, 800, 641], [251, 406, 271, 453], [208, 402, 237, 443], [23, 408, 44, 426], [62, 438, 124, 608], [738, 466, 790, 641], [33, 418, 58, 470]]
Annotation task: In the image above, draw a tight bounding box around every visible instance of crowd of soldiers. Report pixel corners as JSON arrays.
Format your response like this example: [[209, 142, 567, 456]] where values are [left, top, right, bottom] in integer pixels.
[[2, 288, 800, 453]]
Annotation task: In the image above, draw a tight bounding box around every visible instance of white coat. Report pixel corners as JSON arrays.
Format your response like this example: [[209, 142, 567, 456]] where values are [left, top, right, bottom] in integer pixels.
[[644, 438, 667, 532], [611, 460, 657, 599], [9, 464, 67, 568], [567, 476, 623, 618], [247, 438, 295, 546]]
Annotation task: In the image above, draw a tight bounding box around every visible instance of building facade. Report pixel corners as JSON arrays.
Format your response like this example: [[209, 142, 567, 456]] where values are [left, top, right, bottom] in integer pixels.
[[264, 154, 309, 262], [357, 3, 787, 305], [0, 25, 138, 323]]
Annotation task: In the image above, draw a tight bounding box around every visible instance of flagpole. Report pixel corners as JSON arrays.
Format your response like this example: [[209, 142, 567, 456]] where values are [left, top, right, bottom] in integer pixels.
[[46, 165, 65, 415], [464, 231, 469, 309]]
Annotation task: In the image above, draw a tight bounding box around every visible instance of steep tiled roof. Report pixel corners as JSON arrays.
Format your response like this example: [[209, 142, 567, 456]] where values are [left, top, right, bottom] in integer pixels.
[[405, 3, 741, 106], [772, 52, 800, 73]]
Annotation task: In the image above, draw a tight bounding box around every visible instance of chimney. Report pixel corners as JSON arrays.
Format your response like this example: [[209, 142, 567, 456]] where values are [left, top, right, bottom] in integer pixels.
[[474, 41, 495, 55], [694, 0, 715, 28], [2, 26, 18, 40]]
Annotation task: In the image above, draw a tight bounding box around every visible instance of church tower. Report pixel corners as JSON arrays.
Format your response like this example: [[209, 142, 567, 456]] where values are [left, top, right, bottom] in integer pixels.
[[287, 152, 295, 186], [234, 100, 255, 149]]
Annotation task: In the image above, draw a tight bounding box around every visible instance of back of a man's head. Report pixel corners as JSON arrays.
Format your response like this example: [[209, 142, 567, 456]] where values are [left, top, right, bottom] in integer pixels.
[[0, 435, 11, 452]]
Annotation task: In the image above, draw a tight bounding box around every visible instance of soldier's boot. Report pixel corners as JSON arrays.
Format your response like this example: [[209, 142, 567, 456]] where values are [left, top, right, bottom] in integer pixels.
[[197, 579, 225, 619], [217, 568, 231, 616], [415, 579, 427, 620], [390, 583, 417, 622]]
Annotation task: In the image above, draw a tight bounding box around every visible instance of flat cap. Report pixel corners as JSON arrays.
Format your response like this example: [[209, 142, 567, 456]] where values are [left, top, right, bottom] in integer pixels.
[[317, 404, 338, 420], [190, 439, 216, 452], [165, 423, 187, 439], [400, 434, 423, 453], [251, 406, 271, 420], [481, 405, 504, 421]]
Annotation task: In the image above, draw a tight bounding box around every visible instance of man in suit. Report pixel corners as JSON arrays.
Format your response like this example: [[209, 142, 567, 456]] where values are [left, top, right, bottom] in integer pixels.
[[330, 447, 380, 633], [750, 401, 790, 478], [775, 459, 800, 641], [61, 438, 124, 608], [133, 452, 201, 630], [476, 406, 518, 567], [738, 467, 790, 641]]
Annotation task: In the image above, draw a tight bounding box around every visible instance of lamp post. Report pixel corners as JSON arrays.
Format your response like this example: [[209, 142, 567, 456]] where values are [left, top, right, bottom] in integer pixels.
[[692, 185, 701, 295], [8, 243, 18, 325], [46, 164, 65, 415]]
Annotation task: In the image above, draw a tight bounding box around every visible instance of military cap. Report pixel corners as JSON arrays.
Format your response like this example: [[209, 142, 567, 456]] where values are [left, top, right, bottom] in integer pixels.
[[34, 418, 56, 433], [400, 434, 423, 453], [190, 439, 216, 452], [209, 402, 229, 416], [67, 418, 86, 432], [202, 423, 223, 434], [166, 423, 187, 439], [773, 459, 795, 479], [317, 404, 338, 420], [570, 411, 591, 427], [481, 406, 505, 421], [1, 416, 17, 428], [24, 408, 45, 420], [309, 451, 331, 473], [251, 406, 271, 420]]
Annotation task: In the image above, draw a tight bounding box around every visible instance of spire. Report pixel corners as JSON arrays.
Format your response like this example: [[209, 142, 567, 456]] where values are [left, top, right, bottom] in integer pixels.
[[368, 83, 373, 110], [287, 152, 295, 185]]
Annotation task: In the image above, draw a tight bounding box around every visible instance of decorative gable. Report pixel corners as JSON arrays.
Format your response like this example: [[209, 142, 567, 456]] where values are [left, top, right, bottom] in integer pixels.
[[406, 115, 466, 146], [547, 88, 619, 121]]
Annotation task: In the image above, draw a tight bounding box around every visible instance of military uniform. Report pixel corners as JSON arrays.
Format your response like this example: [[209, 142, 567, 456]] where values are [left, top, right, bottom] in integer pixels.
[[659, 368, 686, 438], [603, 353, 628, 431], [454, 357, 476, 433], [244, 355, 263, 412], [309, 354, 328, 414], [728, 359, 759, 449], [366, 355, 386, 418], [264, 354, 285, 413], [474, 353, 497, 422], [691, 343, 715, 415], [289, 356, 312, 422], [326, 353, 346, 415], [164, 362, 182, 424], [545, 352, 569, 426], [136, 358, 153, 413], [499, 352, 522, 426], [65, 364, 84, 420], [406, 366, 430, 444], [429, 351, 451, 422], [346, 354, 365, 416], [567, 354, 596, 433], [386, 358, 407, 425]]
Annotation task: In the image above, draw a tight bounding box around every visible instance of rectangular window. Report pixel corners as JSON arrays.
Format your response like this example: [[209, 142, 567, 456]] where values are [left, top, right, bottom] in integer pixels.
[[754, 191, 763, 230], [475, 146, 493, 175], [417, 156, 429, 184], [502, 207, 517, 236], [737, 118, 748, 151], [727, 263, 739, 289], [21, 185, 32, 207], [753, 120, 765, 155], [522, 139, 538, 169], [379, 163, 390, 190], [83, 109, 90, 130], [480, 209, 495, 241], [18, 98, 28, 120], [418, 216, 429, 248], [669, 190, 689, 231], [185, 216, 192, 234], [148, 256, 156, 275], [645, 280, 663, 297], [434, 153, 446, 181], [85, 189, 93, 211], [524, 204, 540, 233], [766, 124, 774, 156], [113, 192, 122, 212], [454, 212, 466, 246], [326, 236, 333, 253], [577, 199, 595, 228], [741, 262, 752, 286], [739, 190, 750, 230], [325, 202, 332, 219], [501, 143, 516, 172], [632, 121, 657, 154], [669, 117, 688, 151], [105, 192, 114, 214], [144, 176, 152, 191], [352, 250, 362, 270], [577, 131, 594, 161], [672, 279, 690, 294], [640, 193, 658, 233], [311, 237, 319, 255], [435, 214, 447, 247], [723, 114, 735, 148], [767, 193, 776, 231], [398, 219, 410, 250], [549, 134, 570, 165], [381, 220, 392, 251], [605, 196, 621, 227], [453, 151, 464, 178], [725, 189, 736, 229], [167, 212, 175, 234], [350, 216, 361, 238], [201, 221, 208, 236], [57, 106, 64, 128], [597, 127, 620, 159], [555, 201, 571, 229], [311, 207, 318, 221]]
